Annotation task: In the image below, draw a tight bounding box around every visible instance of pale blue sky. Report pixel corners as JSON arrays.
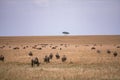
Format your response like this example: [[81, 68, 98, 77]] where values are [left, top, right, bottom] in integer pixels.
[[0, 0, 120, 36]]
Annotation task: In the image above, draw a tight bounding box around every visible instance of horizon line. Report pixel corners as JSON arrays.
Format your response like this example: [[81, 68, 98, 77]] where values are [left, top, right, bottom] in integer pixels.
[[0, 34, 120, 37]]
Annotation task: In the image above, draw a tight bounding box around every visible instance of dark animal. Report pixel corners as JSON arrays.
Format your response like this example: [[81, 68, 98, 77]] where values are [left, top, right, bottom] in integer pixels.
[[9, 46, 11, 48], [31, 57, 40, 67], [28, 51, 33, 56], [60, 44, 63, 46], [117, 46, 120, 48], [49, 53, 53, 59], [55, 53, 60, 59], [0, 55, 4, 61], [13, 47, 20, 50], [44, 55, 50, 63], [91, 47, 96, 50], [61, 55, 67, 62], [32, 45, 37, 49], [60, 48, 62, 50], [0, 46, 5, 49], [113, 52, 118, 57], [23, 46, 28, 49], [36, 48, 42, 50], [23, 47, 26, 49], [107, 50, 111, 54], [97, 50, 101, 53], [52, 47, 56, 49]]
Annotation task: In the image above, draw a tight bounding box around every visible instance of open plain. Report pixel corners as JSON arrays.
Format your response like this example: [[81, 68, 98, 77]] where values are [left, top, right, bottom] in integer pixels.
[[0, 35, 120, 80]]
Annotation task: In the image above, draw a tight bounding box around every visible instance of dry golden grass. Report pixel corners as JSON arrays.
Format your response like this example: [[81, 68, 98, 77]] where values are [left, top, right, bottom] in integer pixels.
[[0, 35, 120, 80]]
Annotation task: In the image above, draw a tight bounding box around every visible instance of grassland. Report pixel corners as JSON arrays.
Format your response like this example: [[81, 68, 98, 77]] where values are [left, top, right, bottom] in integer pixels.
[[0, 35, 120, 80]]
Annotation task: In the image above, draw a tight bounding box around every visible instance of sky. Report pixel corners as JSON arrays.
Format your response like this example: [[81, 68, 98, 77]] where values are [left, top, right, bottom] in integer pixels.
[[0, 0, 120, 36]]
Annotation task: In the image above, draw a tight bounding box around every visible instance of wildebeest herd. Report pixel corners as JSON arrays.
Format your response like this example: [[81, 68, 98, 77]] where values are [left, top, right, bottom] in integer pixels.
[[29, 51, 67, 67], [0, 43, 68, 65], [0, 43, 119, 68], [91, 46, 118, 57]]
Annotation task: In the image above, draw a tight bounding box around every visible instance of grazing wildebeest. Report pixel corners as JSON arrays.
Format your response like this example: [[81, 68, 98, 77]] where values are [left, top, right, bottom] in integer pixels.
[[61, 55, 67, 62], [97, 50, 101, 53], [49, 53, 53, 59], [13, 47, 20, 50], [9, 46, 11, 48], [32, 45, 37, 49], [0, 55, 4, 61], [60, 48, 62, 50], [91, 47, 96, 50], [44, 55, 50, 63], [117, 46, 120, 48], [55, 53, 60, 59], [52, 47, 56, 49], [0, 46, 5, 49], [28, 51, 33, 56], [113, 52, 118, 57], [23, 47, 26, 49], [36, 47, 42, 50], [31, 57, 40, 67], [107, 50, 111, 54], [60, 44, 63, 46]]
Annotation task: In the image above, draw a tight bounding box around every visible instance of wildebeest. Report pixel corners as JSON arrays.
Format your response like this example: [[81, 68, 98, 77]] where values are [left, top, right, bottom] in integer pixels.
[[31, 57, 40, 67], [113, 52, 118, 57], [55, 53, 60, 59], [49, 53, 53, 59], [0, 46, 5, 49], [0, 55, 4, 61], [61, 55, 67, 62], [13, 47, 20, 50], [60, 48, 62, 50], [9, 46, 11, 48], [44, 55, 50, 63], [97, 50, 101, 53], [36, 47, 42, 50], [23, 47, 26, 49], [32, 45, 37, 49], [91, 47, 96, 50], [28, 51, 33, 56], [117, 46, 120, 48], [107, 50, 111, 54], [52, 47, 56, 49], [0, 47, 3, 49]]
